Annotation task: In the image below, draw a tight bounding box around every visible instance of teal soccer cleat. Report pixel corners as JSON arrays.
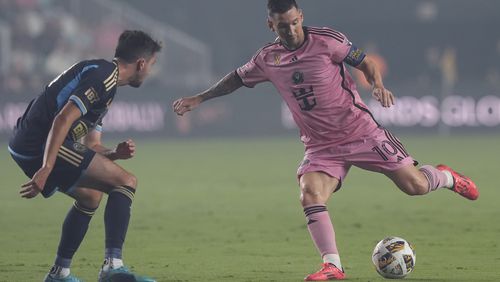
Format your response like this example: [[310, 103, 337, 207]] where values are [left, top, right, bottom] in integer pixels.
[[98, 266, 156, 282], [43, 274, 83, 282]]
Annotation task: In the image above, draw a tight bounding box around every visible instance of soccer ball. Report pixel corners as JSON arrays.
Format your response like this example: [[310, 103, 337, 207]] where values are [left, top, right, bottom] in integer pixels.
[[372, 236, 416, 279]]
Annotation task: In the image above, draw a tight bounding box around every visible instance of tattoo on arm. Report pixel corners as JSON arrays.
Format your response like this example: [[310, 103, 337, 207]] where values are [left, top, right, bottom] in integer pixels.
[[199, 71, 243, 102]]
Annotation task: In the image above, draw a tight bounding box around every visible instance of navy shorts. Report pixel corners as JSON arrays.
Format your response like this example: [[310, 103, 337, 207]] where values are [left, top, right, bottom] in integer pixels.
[[9, 139, 96, 198]]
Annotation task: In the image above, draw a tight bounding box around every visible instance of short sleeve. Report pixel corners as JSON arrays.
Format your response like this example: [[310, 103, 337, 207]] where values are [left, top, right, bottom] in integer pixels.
[[236, 51, 269, 88], [95, 121, 103, 132], [320, 29, 350, 64], [68, 68, 114, 115], [315, 27, 365, 67]]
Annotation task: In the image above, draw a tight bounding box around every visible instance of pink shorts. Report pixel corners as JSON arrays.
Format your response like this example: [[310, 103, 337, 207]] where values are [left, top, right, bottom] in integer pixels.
[[297, 128, 416, 189]]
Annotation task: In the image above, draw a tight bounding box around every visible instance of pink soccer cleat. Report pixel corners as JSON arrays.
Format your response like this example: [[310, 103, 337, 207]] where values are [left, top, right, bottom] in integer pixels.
[[304, 263, 345, 281], [437, 164, 479, 200]]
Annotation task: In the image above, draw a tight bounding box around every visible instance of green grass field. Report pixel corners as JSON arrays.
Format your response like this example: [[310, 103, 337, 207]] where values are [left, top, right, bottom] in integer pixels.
[[1, 135, 499, 282]]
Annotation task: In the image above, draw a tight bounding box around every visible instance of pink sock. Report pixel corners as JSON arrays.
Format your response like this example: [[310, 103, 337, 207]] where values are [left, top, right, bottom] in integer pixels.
[[419, 165, 449, 192], [303, 205, 338, 257]]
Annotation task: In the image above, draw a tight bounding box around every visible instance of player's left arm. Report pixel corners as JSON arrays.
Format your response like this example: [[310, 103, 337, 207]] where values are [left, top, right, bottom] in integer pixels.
[[333, 32, 394, 108], [83, 130, 135, 161], [355, 56, 394, 108]]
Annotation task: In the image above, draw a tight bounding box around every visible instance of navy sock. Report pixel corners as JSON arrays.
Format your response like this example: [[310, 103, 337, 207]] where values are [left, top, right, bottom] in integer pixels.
[[55, 201, 96, 267], [104, 185, 135, 259]]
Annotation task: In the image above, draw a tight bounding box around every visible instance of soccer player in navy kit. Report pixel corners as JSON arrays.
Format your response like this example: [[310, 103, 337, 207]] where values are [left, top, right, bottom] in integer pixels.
[[8, 30, 161, 282]]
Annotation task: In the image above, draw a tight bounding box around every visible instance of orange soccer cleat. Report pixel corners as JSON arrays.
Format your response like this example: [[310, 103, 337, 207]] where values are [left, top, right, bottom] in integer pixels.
[[437, 164, 479, 200], [304, 263, 345, 281]]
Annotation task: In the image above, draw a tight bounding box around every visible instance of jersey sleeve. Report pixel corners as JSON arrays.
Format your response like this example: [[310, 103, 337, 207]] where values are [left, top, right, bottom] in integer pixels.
[[94, 118, 104, 132], [325, 29, 366, 67], [236, 50, 269, 88], [68, 67, 116, 115]]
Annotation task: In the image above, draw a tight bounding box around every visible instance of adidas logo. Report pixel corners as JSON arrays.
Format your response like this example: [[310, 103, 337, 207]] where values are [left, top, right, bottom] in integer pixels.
[[307, 219, 317, 225], [290, 55, 298, 63]]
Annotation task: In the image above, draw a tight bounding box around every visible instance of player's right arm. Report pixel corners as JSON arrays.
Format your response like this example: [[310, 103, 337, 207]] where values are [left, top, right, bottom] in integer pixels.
[[20, 102, 81, 198], [173, 71, 243, 116], [173, 46, 270, 116]]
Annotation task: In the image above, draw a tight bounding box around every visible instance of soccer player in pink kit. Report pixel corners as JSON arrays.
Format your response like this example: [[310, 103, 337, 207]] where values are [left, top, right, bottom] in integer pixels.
[[173, 0, 478, 280]]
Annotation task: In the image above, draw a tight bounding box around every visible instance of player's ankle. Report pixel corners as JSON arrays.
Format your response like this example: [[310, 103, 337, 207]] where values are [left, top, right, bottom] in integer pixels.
[[322, 253, 342, 269], [48, 265, 70, 278], [441, 170, 454, 188], [102, 257, 124, 270]]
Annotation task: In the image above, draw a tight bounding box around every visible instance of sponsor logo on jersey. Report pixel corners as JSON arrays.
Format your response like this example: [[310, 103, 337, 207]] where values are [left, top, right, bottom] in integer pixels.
[[85, 87, 99, 104]]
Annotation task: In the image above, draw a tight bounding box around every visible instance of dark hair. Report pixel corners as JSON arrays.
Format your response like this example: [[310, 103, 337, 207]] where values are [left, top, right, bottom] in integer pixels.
[[114, 30, 162, 63], [267, 0, 298, 15]]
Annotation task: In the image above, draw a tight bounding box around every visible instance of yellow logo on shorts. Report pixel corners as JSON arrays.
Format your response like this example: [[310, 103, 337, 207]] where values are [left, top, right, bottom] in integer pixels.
[[72, 142, 87, 154]]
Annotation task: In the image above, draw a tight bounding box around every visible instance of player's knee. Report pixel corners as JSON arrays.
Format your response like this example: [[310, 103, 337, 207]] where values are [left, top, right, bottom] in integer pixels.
[[300, 183, 326, 205], [121, 172, 137, 189], [77, 192, 102, 209]]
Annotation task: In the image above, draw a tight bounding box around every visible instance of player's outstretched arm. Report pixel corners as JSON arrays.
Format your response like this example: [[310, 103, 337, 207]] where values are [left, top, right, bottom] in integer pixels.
[[84, 130, 136, 161], [173, 71, 243, 116], [356, 56, 394, 108]]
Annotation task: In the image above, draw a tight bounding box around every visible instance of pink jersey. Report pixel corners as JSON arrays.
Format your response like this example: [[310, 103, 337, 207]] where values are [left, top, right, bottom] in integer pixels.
[[237, 26, 380, 153]]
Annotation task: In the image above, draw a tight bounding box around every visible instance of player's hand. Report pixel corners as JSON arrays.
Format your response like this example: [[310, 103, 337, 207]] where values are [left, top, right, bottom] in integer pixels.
[[114, 139, 136, 160], [372, 87, 395, 108], [173, 95, 202, 116], [20, 166, 51, 199]]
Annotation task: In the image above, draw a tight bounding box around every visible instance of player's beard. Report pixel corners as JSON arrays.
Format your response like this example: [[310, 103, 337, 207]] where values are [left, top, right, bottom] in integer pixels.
[[128, 74, 143, 88], [129, 80, 142, 88], [282, 35, 301, 50]]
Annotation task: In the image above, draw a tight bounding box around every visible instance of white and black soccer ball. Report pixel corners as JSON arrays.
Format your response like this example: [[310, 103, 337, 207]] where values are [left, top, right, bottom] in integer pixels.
[[372, 236, 416, 279]]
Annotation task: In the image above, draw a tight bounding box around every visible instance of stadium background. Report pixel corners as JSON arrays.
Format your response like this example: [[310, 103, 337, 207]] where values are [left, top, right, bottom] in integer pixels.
[[1, 0, 500, 137], [0, 1, 499, 281]]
